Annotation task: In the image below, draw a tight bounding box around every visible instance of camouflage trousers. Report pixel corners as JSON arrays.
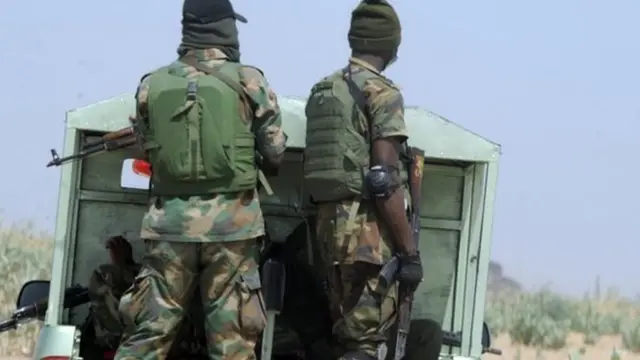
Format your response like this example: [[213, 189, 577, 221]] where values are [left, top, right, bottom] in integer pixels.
[[328, 262, 398, 359], [114, 239, 266, 360]]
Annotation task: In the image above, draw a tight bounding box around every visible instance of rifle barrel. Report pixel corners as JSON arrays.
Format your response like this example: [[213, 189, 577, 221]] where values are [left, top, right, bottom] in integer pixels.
[[46, 132, 138, 168], [0, 319, 17, 333]]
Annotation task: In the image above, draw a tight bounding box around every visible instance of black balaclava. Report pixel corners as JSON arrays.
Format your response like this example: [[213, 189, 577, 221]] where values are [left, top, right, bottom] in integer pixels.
[[178, 0, 247, 62]]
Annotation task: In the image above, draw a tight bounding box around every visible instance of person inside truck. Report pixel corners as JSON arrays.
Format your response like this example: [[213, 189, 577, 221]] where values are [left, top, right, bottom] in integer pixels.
[[82, 235, 207, 360]]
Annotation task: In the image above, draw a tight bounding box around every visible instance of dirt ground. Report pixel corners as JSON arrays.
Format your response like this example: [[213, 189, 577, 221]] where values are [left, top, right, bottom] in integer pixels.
[[484, 332, 634, 359], [2, 334, 636, 360]]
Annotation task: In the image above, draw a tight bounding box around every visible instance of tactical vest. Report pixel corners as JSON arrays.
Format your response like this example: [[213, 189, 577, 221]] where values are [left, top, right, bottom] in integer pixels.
[[141, 61, 258, 196], [304, 67, 408, 202]]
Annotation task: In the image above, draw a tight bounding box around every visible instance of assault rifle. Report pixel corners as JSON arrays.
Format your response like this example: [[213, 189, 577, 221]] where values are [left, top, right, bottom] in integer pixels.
[[45, 116, 275, 195], [46, 117, 139, 168], [379, 146, 425, 360], [0, 285, 89, 333]]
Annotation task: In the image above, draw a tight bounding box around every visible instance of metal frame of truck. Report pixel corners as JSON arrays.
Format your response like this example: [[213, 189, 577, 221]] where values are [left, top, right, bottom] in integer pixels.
[[32, 94, 501, 360]]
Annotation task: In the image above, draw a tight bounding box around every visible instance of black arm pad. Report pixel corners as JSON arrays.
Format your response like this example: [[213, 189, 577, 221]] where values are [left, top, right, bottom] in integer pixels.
[[364, 165, 400, 199]]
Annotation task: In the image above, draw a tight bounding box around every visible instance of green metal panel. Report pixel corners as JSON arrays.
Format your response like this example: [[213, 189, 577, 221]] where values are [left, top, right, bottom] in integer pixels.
[[46, 126, 80, 325], [433, 162, 500, 358], [80, 135, 144, 193], [33, 325, 78, 359], [413, 162, 499, 359], [65, 94, 501, 163], [413, 227, 459, 322], [79, 190, 148, 205], [421, 166, 465, 220], [467, 162, 500, 356], [412, 164, 466, 357], [455, 166, 477, 355], [70, 200, 147, 325], [55, 139, 149, 325]]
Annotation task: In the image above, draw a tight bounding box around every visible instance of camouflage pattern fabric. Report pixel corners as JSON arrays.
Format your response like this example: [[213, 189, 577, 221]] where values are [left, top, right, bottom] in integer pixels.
[[114, 47, 279, 360], [325, 260, 398, 359], [315, 202, 400, 359], [314, 57, 408, 268], [134, 48, 286, 244], [115, 239, 266, 360], [87, 262, 208, 356], [312, 57, 409, 359], [348, 57, 408, 144], [88, 263, 140, 349]]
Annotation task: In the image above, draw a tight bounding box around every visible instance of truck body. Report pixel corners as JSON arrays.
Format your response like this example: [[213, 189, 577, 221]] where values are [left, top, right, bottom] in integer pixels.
[[27, 94, 501, 360]]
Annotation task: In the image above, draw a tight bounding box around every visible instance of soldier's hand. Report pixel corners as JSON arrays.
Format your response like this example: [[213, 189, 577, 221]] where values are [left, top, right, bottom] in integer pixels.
[[397, 254, 423, 293], [106, 235, 134, 266]]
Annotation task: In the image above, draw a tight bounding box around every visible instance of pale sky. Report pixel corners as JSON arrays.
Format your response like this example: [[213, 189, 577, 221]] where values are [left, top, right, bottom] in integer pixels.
[[0, 0, 638, 296]]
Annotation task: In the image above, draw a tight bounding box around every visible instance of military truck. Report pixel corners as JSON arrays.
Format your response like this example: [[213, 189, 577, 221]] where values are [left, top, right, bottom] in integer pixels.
[[6, 94, 501, 360]]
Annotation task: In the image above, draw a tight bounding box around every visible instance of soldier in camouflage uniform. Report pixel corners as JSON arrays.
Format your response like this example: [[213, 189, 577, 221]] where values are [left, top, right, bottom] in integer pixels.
[[87, 235, 141, 350], [303, 1, 424, 359], [114, 0, 286, 359]]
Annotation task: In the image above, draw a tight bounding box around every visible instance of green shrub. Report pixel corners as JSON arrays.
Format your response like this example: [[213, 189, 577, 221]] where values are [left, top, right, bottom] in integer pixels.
[[571, 300, 604, 344], [610, 348, 622, 360], [622, 316, 640, 353], [485, 284, 640, 353], [0, 219, 53, 356]]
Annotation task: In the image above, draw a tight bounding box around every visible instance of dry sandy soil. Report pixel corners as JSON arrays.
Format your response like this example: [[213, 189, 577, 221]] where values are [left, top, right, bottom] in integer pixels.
[[2, 334, 637, 360], [484, 333, 636, 359]]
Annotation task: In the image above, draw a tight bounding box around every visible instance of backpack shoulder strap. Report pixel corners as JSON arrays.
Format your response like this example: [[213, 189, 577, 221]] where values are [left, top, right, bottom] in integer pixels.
[[241, 64, 264, 77], [179, 56, 246, 98], [341, 66, 374, 146]]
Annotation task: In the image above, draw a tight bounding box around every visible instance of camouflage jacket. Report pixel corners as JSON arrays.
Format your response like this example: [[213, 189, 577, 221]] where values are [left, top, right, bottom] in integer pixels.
[[135, 48, 287, 243], [316, 57, 410, 265]]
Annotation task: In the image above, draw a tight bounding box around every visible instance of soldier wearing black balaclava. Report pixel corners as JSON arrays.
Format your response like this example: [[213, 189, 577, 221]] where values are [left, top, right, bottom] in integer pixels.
[[114, 0, 286, 359]]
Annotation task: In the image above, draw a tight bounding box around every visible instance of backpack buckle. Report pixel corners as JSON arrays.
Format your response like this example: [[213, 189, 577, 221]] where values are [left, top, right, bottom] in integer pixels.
[[186, 80, 197, 101]]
